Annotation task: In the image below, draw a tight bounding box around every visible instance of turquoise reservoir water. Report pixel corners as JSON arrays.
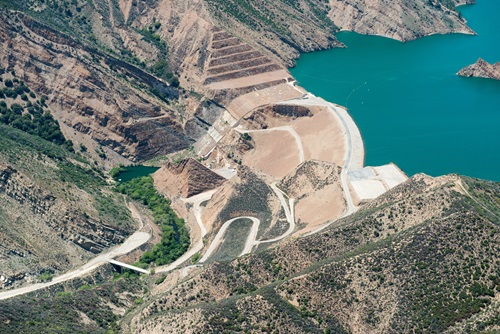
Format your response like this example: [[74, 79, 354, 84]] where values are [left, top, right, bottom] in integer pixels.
[[291, 0, 500, 181]]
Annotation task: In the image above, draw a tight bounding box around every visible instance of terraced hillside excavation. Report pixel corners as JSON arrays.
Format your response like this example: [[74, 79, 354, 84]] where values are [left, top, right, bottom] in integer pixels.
[[204, 28, 290, 90], [194, 28, 304, 157]]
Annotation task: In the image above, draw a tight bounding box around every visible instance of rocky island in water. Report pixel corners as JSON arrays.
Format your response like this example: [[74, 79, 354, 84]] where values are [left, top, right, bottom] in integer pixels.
[[458, 58, 500, 80]]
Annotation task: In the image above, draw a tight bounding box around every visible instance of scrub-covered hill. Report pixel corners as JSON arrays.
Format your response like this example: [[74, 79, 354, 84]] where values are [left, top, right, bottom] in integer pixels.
[[126, 174, 499, 333]]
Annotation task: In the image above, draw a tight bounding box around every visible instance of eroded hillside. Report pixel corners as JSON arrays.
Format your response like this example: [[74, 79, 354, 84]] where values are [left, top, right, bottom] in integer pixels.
[[0, 125, 136, 289], [328, 0, 475, 42], [0, 11, 191, 165]]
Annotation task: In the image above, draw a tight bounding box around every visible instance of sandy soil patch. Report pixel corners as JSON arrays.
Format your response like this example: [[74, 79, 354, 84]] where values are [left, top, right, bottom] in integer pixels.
[[118, 0, 133, 22], [374, 164, 408, 188], [207, 69, 291, 90], [292, 107, 346, 165], [227, 83, 303, 120], [350, 179, 388, 201], [347, 164, 408, 204], [242, 131, 301, 179], [294, 186, 345, 234]]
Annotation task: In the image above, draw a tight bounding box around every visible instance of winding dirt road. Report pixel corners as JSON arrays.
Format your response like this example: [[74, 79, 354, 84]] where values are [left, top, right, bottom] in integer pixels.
[[197, 181, 296, 264], [199, 216, 261, 263], [156, 190, 217, 273], [0, 86, 365, 296], [0, 231, 150, 301]]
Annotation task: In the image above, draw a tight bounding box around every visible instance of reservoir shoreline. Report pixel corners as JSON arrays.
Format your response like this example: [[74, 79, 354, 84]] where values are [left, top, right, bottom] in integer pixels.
[[290, 0, 500, 181]]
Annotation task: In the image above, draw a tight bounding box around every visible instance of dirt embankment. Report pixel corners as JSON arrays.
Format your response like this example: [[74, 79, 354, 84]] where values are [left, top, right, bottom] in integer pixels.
[[153, 158, 226, 198], [280, 160, 346, 233]]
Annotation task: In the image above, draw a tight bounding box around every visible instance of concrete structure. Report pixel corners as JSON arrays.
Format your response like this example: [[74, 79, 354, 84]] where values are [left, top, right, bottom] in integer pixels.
[[347, 163, 408, 204], [108, 260, 150, 275]]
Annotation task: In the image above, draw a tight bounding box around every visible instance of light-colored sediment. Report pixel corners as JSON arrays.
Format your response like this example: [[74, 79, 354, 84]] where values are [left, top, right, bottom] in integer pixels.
[[239, 127, 304, 179], [348, 164, 408, 205], [291, 106, 346, 166], [226, 83, 305, 119]]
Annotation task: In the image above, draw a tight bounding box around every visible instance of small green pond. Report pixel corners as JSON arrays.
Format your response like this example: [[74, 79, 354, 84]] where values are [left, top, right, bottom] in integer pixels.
[[116, 166, 160, 182]]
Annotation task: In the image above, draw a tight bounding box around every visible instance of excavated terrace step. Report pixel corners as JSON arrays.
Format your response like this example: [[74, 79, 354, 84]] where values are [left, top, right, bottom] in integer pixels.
[[207, 57, 272, 76], [211, 44, 253, 59], [211, 37, 241, 49], [212, 31, 233, 41], [205, 70, 291, 90], [209, 51, 264, 67], [204, 63, 282, 85]]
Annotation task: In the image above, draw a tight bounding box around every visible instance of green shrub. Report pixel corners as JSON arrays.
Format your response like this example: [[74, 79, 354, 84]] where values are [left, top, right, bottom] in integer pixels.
[[115, 176, 190, 266], [155, 274, 167, 285], [192, 252, 201, 264]]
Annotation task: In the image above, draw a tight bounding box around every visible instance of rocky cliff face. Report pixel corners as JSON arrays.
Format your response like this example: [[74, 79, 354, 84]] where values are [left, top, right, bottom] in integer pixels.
[[458, 58, 500, 80], [0, 127, 135, 290], [153, 158, 226, 198], [328, 0, 475, 42]]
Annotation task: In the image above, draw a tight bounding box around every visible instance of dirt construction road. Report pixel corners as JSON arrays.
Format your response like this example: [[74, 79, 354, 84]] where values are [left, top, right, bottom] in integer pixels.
[[0, 231, 150, 301]]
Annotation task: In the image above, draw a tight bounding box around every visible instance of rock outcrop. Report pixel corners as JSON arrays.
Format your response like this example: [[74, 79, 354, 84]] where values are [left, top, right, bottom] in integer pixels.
[[458, 58, 500, 80], [328, 0, 475, 42], [153, 158, 226, 198], [0, 12, 193, 164]]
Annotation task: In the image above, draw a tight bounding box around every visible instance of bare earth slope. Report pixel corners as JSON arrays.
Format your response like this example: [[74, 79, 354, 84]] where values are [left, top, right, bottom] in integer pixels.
[[280, 160, 346, 231], [153, 158, 226, 198], [328, 0, 475, 42]]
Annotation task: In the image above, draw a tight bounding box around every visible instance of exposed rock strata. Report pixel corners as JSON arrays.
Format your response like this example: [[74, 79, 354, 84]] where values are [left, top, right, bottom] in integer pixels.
[[0, 162, 131, 289], [153, 158, 226, 198], [0, 12, 191, 163], [458, 58, 500, 80], [328, 0, 475, 42]]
